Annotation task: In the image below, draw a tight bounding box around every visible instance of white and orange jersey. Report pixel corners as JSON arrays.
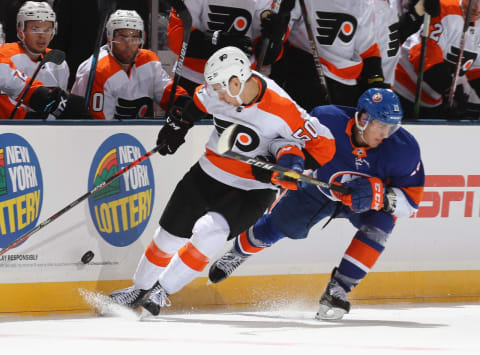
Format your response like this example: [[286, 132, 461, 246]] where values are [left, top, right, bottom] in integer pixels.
[[168, 0, 273, 85], [372, 0, 403, 84], [287, 0, 381, 86], [194, 72, 336, 190], [72, 45, 186, 120], [395, 0, 480, 107], [0, 42, 69, 119], [0, 54, 43, 118]]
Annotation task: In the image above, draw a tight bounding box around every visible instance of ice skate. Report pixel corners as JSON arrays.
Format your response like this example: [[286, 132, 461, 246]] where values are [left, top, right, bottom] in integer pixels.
[[109, 285, 152, 309], [141, 282, 171, 316], [208, 247, 250, 283], [315, 271, 350, 321]]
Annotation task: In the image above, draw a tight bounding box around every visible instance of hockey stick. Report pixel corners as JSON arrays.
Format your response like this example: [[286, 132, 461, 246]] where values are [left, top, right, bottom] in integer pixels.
[[413, 14, 431, 119], [299, 0, 331, 104], [165, 0, 192, 116], [218, 124, 349, 194], [448, 0, 474, 107], [0, 143, 164, 257], [9, 49, 65, 119], [84, 0, 116, 109]]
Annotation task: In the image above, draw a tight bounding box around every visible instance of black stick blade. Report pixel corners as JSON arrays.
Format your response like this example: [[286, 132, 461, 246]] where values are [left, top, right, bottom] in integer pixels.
[[43, 49, 66, 65]]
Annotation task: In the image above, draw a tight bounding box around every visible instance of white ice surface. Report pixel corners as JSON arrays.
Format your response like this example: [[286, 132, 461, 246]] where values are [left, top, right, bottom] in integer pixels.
[[0, 303, 479, 355]]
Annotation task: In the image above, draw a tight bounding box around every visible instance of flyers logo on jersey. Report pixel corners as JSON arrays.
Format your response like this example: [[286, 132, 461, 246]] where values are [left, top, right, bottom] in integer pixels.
[[387, 22, 401, 57], [315, 11, 357, 45], [208, 5, 252, 34], [446, 47, 477, 75]]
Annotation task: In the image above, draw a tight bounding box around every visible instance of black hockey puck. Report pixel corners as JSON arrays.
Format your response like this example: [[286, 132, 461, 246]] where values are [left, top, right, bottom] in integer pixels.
[[81, 250, 94, 264]]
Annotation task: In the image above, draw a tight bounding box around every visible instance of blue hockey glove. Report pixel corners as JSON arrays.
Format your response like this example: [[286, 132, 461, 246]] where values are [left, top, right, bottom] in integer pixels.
[[338, 177, 385, 213]]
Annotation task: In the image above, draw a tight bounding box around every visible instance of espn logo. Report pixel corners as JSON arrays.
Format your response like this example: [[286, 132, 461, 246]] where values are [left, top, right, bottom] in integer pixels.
[[412, 175, 480, 218]]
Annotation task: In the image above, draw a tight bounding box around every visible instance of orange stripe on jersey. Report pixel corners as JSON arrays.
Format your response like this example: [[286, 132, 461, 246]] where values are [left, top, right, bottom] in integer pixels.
[[276, 145, 304, 160], [135, 49, 160, 67], [89, 54, 122, 119], [145, 241, 173, 267], [467, 68, 480, 81], [178, 242, 210, 272], [400, 186, 424, 206], [320, 57, 363, 80], [1, 42, 26, 58], [239, 231, 264, 254], [205, 148, 254, 179], [345, 238, 380, 269], [395, 64, 442, 105], [360, 43, 381, 60], [410, 40, 444, 73]]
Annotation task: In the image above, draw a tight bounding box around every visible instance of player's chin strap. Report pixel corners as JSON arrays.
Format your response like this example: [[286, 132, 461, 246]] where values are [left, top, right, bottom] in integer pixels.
[[354, 111, 370, 145]]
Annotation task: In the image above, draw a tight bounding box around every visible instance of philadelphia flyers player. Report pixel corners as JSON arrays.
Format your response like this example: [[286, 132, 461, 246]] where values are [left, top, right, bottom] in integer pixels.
[[0, 23, 90, 119], [167, 0, 284, 95], [108, 46, 336, 315], [208, 88, 425, 321], [270, 0, 439, 112], [395, 0, 480, 119], [0, 1, 70, 119], [72, 9, 187, 120]]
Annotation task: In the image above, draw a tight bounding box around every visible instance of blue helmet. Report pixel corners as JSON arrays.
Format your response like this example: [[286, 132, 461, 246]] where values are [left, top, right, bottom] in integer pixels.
[[357, 88, 403, 125]]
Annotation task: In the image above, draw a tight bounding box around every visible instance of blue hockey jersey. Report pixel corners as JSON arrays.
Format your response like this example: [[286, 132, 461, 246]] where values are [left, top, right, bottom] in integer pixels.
[[310, 105, 424, 218]]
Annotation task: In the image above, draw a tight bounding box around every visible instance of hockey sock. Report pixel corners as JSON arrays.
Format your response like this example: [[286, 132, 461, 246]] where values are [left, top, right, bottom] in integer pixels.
[[160, 212, 230, 294], [133, 227, 187, 290], [334, 228, 388, 292], [234, 214, 286, 256]]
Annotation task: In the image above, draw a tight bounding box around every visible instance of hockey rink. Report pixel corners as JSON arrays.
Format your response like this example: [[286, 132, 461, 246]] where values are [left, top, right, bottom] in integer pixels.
[[0, 302, 479, 354]]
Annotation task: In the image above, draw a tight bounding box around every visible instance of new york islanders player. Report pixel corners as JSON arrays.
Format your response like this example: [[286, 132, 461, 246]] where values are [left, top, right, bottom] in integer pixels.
[[0, 1, 70, 119], [395, 0, 480, 119], [167, 0, 284, 95], [108, 46, 336, 315], [72, 10, 188, 120], [209, 88, 425, 320]]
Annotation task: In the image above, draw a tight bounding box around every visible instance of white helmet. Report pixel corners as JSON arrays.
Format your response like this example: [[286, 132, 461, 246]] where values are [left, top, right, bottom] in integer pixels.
[[17, 1, 57, 34], [106, 10, 144, 44], [204, 46, 252, 104]]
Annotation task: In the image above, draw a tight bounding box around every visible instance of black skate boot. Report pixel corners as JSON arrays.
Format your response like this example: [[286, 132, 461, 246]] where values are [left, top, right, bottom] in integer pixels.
[[315, 268, 350, 321], [141, 281, 171, 316], [109, 285, 152, 309], [208, 247, 250, 283]]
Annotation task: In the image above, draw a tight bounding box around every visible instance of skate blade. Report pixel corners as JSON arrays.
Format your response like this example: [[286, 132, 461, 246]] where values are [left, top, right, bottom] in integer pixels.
[[315, 304, 347, 321], [78, 288, 140, 320]]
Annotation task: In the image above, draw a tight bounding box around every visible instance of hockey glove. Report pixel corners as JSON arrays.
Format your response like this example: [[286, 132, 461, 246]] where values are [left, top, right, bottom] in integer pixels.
[[170, 94, 207, 124], [270, 151, 305, 190], [251, 155, 276, 183], [156, 111, 192, 156], [335, 177, 385, 213], [29, 86, 92, 119], [255, 7, 291, 65], [205, 31, 253, 56], [114, 97, 153, 119]]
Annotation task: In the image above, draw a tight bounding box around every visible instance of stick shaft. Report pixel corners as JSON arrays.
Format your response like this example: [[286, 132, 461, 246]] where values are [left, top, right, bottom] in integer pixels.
[[0, 145, 161, 256], [413, 14, 431, 119], [222, 150, 349, 194], [299, 0, 330, 104], [448, 0, 474, 107]]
